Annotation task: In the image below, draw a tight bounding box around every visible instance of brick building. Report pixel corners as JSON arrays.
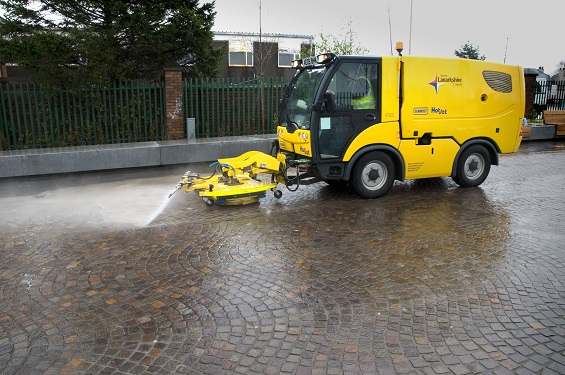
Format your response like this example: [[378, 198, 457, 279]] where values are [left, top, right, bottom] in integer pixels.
[[212, 31, 314, 79]]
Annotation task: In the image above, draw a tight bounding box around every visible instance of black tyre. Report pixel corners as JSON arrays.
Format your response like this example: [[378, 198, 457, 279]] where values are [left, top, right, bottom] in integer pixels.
[[454, 145, 491, 187], [351, 151, 395, 198]]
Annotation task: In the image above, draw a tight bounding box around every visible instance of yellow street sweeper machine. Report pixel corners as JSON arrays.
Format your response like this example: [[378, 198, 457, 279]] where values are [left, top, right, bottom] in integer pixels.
[[171, 46, 525, 206]]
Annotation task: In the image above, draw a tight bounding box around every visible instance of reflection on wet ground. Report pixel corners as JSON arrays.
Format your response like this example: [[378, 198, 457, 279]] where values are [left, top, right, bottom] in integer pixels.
[[1, 141, 564, 374]]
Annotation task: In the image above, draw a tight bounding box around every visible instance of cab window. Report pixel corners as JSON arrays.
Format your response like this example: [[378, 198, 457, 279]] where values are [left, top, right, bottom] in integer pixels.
[[318, 62, 378, 159], [325, 62, 378, 110]]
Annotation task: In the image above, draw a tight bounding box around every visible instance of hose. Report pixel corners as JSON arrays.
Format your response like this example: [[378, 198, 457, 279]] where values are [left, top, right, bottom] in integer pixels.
[[206, 161, 237, 180], [180, 160, 232, 182], [284, 164, 300, 192], [269, 139, 279, 156]]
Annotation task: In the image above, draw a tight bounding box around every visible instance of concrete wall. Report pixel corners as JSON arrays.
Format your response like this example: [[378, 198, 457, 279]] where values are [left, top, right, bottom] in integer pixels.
[[0, 135, 276, 178]]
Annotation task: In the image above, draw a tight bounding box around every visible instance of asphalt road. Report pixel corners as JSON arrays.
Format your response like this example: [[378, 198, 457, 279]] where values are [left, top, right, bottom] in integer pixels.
[[1, 141, 564, 374]]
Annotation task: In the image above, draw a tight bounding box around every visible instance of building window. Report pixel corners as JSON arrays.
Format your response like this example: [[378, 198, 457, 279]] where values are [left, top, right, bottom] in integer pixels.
[[229, 51, 253, 66], [229, 39, 253, 67], [278, 52, 300, 68]]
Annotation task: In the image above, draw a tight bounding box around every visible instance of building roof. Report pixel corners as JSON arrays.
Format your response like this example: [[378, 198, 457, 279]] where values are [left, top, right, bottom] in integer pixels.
[[213, 31, 313, 40], [524, 67, 551, 79]]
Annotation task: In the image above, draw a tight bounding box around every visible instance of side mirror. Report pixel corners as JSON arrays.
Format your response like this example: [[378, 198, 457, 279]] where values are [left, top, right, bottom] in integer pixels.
[[322, 91, 336, 113], [286, 121, 299, 134]]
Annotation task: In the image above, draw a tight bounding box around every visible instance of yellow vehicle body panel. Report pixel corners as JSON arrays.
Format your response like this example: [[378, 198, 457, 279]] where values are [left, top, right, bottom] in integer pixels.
[[217, 150, 281, 174], [343, 122, 401, 161], [399, 56, 524, 153], [380, 57, 400, 122], [400, 138, 461, 179], [277, 126, 313, 157]]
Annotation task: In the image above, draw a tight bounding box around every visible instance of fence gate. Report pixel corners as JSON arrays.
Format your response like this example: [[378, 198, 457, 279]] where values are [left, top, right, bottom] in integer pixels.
[[183, 77, 286, 138]]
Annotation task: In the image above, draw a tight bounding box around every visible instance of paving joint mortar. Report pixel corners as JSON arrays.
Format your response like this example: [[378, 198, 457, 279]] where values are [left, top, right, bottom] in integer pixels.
[[0, 140, 564, 374]]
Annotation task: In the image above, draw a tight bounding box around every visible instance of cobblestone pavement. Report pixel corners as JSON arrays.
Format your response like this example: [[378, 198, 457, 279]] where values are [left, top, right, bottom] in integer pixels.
[[1, 141, 564, 375]]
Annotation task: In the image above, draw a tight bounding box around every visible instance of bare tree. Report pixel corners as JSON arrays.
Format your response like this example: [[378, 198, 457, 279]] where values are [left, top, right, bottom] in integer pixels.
[[316, 19, 369, 55]]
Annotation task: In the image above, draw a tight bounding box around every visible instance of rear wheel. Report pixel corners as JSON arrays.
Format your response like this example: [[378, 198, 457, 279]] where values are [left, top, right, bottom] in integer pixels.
[[454, 145, 491, 187], [351, 151, 395, 198]]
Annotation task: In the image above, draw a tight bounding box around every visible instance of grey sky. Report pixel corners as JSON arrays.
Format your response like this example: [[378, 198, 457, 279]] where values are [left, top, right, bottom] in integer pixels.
[[212, 0, 564, 74]]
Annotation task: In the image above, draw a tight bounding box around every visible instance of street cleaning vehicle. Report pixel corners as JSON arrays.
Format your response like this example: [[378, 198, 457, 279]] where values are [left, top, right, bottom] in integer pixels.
[[171, 43, 525, 206]]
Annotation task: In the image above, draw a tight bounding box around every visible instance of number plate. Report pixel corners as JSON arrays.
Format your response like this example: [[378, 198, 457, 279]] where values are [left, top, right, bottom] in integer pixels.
[[302, 56, 317, 66]]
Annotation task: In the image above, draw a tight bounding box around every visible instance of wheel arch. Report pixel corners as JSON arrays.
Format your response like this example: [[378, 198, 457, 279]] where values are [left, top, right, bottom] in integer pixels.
[[344, 145, 405, 182], [451, 138, 499, 178]]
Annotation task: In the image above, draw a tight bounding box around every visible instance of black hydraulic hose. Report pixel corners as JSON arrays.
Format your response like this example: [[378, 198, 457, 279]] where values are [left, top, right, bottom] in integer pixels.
[[284, 165, 300, 192], [184, 163, 224, 181], [270, 139, 279, 156], [207, 161, 236, 180]]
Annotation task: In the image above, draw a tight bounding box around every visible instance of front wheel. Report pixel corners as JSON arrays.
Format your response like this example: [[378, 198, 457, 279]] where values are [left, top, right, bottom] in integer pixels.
[[351, 151, 395, 199], [454, 145, 491, 187], [203, 197, 214, 207]]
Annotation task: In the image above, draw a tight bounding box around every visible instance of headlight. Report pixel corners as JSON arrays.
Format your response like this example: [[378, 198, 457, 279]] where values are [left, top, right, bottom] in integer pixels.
[[298, 133, 308, 141], [316, 53, 336, 64]]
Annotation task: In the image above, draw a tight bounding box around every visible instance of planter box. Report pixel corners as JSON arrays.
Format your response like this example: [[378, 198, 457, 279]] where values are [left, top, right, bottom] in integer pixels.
[[543, 111, 565, 136], [543, 110, 565, 125]]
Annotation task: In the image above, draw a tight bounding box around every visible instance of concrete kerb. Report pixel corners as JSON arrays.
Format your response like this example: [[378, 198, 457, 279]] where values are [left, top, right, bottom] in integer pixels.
[[0, 135, 277, 178]]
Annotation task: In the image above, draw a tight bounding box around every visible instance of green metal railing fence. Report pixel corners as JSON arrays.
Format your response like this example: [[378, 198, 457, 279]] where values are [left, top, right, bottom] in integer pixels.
[[0, 81, 165, 150], [1, 77, 288, 151], [184, 77, 286, 138]]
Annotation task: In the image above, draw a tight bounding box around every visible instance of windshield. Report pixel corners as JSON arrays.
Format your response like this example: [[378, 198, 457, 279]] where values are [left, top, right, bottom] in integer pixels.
[[279, 67, 326, 130]]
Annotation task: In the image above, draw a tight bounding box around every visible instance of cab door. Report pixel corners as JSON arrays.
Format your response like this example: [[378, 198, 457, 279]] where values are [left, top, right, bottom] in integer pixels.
[[315, 60, 380, 160]]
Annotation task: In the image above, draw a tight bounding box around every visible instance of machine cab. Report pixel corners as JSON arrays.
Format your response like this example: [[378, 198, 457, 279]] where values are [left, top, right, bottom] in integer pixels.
[[278, 54, 381, 169]]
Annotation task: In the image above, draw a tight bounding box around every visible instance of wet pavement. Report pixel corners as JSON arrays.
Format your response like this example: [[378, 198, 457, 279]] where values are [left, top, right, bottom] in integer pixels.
[[1, 141, 564, 375]]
